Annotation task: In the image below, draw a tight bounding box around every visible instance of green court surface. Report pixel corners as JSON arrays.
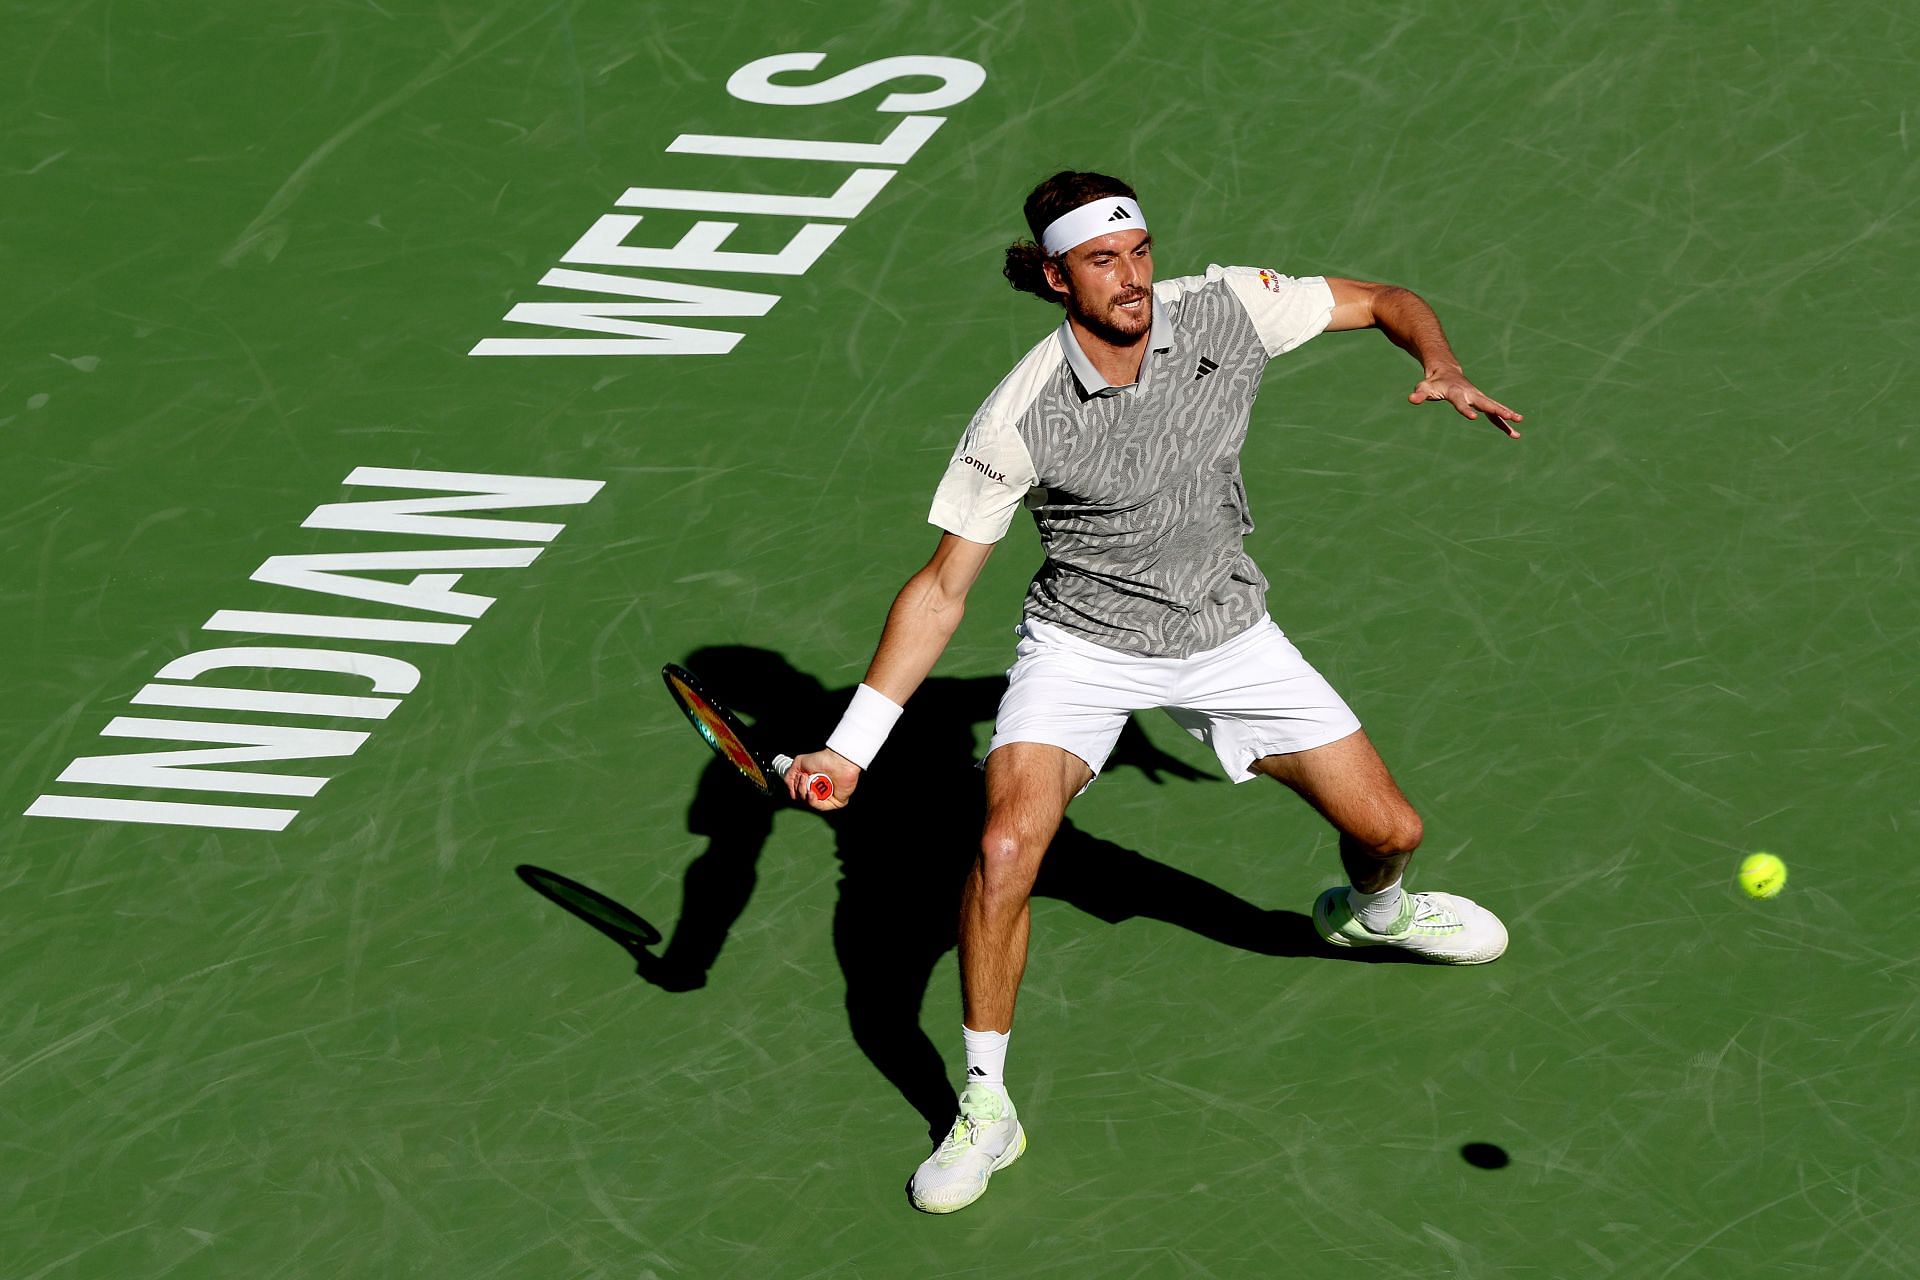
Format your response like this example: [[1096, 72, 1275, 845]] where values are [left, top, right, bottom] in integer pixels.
[[5, 2, 1918, 1275]]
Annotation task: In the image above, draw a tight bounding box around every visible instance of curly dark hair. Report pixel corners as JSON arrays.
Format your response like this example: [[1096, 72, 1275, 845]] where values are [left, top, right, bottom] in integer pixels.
[[1002, 171, 1140, 305]]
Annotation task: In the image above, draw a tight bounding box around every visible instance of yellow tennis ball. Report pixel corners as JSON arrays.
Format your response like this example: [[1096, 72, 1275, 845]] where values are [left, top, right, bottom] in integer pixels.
[[1738, 852, 1787, 899]]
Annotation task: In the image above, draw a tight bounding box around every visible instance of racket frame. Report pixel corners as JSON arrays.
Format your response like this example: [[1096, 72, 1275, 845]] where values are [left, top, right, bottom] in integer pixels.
[[660, 662, 832, 802]]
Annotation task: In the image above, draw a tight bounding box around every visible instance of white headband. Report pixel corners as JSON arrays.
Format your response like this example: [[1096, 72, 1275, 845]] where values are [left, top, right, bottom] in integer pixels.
[[1040, 196, 1147, 256]]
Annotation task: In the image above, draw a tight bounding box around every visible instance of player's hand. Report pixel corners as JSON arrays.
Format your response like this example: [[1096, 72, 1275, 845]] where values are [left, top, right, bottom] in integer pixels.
[[788, 749, 858, 811], [1408, 366, 1523, 438]]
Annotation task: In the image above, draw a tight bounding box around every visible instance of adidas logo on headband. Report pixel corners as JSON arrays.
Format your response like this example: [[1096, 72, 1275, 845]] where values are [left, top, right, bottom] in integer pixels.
[[1041, 196, 1149, 255]]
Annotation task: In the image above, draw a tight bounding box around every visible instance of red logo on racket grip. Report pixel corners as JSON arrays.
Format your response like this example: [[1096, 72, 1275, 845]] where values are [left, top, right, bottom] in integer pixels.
[[807, 774, 834, 802]]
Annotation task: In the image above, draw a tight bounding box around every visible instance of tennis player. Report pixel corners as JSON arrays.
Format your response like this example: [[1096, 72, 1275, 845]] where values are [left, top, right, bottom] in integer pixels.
[[787, 171, 1523, 1214]]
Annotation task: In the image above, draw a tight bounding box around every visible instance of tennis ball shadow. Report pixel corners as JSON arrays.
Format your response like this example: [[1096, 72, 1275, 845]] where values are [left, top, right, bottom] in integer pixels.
[[1461, 1142, 1511, 1169]]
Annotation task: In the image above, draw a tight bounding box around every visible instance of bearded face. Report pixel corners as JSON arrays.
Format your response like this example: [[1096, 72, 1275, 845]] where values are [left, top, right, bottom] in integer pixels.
[[1049, 230, 1154, 344]]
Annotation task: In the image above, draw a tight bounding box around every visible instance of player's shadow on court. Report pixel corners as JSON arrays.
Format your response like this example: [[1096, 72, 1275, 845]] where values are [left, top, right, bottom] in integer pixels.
[[520, 644, 1379, 1142]]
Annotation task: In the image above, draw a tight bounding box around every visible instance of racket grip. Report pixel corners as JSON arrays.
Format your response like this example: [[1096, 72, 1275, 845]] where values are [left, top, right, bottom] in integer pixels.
[[771, 753, 834, 802]]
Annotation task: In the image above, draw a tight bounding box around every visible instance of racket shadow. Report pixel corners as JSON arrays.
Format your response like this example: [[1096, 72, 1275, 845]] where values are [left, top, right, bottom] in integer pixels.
[[519, 645, 1396, 1144], [516, 863, 663, 954]]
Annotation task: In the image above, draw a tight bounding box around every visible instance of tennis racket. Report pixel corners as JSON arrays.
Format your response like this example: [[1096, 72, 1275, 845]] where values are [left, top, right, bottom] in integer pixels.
[[661, 662, 833, 802]]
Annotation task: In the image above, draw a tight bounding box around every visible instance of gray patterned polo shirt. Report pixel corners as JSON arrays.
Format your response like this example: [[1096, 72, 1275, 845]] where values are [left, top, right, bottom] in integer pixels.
[[929, 265, 1336, 658]]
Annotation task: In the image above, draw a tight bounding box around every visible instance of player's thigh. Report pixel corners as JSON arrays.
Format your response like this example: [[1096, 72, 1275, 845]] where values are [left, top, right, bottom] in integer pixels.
[[978, 742, 1091, 889], [1251, 728, 1420, 848]]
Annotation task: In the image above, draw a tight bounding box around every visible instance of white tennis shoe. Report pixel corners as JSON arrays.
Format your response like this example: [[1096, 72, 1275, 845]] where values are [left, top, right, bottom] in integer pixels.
[[909, 1084, 1027, 1214], [1314, 886, 1509, 964]]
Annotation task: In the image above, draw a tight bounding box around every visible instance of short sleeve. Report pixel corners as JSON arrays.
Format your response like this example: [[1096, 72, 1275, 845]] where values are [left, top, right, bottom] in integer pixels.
[[927, 405, 1040, 544], [927, 331, 1059, 544], [1220, 268, 1335, 358]]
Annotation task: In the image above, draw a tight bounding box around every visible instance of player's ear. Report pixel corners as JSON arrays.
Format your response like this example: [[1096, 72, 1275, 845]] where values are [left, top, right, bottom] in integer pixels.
[[1041, 254, 1069, 299]]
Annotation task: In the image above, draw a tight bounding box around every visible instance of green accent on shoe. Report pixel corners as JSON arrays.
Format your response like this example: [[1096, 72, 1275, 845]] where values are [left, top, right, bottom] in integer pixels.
[[932, 1085, 1011, 1168]]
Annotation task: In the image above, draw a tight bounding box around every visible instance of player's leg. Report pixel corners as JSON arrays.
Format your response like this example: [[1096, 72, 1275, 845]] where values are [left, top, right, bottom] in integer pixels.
[[1251, 727, 1421, 893], [1163, 618, 1504, 964], [910, 742, 1088, 1215], [911, 619, 1149, 1212], [1254, 729, 1507, 964], [961, 741, 1092, 1033]]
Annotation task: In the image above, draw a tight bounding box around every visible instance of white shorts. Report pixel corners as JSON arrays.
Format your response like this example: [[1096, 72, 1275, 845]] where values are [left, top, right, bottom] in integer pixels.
[[987, 616, 1362, 784]]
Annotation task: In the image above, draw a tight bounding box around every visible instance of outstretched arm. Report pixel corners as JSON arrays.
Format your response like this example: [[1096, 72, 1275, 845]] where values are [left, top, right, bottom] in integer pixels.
[[787, 532, 994, 808], [1325, 278, 1524, 438], [863, 532, 994, 704]]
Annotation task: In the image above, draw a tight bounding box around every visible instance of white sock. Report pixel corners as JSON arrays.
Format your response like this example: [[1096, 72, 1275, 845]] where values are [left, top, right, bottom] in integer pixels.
[[1348, 880, 1406, 931], [962, 1025, 1009, 1089]]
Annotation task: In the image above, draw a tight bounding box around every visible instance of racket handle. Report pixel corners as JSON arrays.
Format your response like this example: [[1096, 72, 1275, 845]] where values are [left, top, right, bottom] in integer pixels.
[[771, 753, 834, 802]]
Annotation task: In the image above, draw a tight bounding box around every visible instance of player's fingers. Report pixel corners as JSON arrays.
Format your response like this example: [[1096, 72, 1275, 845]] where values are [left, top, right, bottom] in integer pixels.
[[1469, 389, 1522, 419], [1468, 393, 1524, 437]]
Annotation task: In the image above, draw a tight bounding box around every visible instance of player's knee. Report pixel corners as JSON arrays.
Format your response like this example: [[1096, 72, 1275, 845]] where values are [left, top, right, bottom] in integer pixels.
[[1379, 810, 1423, 857], [977, 824, 1041, 889], [977, 827, 1025, 875], [1351, 808, 1422, 858]]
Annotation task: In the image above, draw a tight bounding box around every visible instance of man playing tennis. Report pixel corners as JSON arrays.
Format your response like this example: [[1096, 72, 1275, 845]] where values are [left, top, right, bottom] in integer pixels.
[[787, 170, 1523, 1214]]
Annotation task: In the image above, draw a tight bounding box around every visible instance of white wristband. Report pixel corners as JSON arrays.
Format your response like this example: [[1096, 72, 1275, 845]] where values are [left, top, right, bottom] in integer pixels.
[[825, 683, 903, 770]]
